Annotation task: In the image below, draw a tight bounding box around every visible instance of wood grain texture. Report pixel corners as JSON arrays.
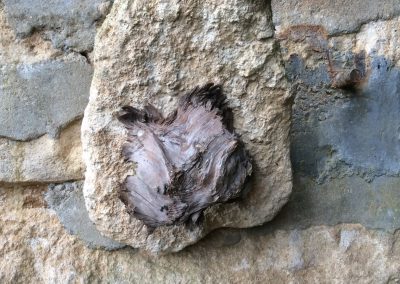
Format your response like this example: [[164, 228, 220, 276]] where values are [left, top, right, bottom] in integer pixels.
[[118, 83, 252, 228]]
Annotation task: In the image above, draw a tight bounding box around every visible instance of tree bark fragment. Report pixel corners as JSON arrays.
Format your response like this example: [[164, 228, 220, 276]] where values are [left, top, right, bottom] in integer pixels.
[[118, 83, 252, 228]]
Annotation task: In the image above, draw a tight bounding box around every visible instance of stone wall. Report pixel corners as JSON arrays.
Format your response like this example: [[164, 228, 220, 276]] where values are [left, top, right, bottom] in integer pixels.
[[1, 0, 400, 282]]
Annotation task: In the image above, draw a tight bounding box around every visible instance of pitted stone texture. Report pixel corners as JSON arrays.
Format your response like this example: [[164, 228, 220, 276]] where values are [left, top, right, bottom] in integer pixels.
[[0, 7, 60, 65], [0, 54, 92, 141], [0, 120, 84, 183], [3, 0, 112, 52], [45, 181, 125, 250], [82, 0, 292, 253], [272, 0, 400, 36], [0, 187, 399, 283], [279, 20, 400, 183]]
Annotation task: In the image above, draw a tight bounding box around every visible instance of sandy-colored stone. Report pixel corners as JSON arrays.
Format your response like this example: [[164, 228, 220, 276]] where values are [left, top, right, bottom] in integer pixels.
[[0, 120, 84, 183], [82, 0, 292, 253], [1, 185, 400, 283]]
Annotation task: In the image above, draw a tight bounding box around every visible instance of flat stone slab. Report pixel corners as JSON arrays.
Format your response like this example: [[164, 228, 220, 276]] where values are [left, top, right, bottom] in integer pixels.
[[272, 0, 400, 35], [3, 0, 112, 52], [274, 15, 400, 232], [0, 55, 92, 141], [45, 181, 125, 250], [82, 0, 292, 253], [0, 120, 84, 183]]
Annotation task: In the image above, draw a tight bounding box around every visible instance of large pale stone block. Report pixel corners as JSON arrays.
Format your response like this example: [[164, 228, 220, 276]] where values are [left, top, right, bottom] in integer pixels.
[[82, 0, 292, 253]]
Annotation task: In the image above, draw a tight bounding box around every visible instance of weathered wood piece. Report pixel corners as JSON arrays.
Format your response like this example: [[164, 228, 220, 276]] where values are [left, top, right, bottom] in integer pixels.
[[118, 83, 252, 228], [331, 69, 363, 89]]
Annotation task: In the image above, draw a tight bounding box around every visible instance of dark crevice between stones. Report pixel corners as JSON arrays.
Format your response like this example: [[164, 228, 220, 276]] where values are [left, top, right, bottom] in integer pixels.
[[264, 0, 275, 36], [0, 179, 80, 188], [78, 51, 92, 65]]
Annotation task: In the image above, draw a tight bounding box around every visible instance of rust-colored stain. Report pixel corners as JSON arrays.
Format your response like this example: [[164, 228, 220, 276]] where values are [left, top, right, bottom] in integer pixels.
[[280, 24, 368, 90], [277, 24, 328, 52]]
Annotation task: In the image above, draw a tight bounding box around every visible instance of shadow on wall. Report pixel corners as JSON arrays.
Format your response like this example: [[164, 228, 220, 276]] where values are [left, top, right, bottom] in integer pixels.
[[256, 53, 400, 234]]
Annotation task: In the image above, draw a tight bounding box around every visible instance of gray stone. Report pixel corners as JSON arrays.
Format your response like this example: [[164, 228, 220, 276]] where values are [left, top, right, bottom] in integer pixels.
[[275, 16, 400, 233], [0, 55, 93, 141], [264, 176, 400, 233], [288, 49, 400, 183], [3, 0, 113, 52], [45, 181, 125, 250], [272, 0, 400, 35]]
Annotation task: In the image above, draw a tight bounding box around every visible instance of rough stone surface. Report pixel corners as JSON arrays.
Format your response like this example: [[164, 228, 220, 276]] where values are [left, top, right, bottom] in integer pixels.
[[1, 185, 400, 283], [272, 0, 400, 35], [0, 6, 88, 183], [45, 181, 124, 250], [0, 54, 93, 141], [0, 120, 84, 183], [82, 0, 292, 253], [277, 16, 400, 231], [0, 7, 60, 65], [268, 176, 400, 232], [3, 0, 400, 281], [3, 0, 113, 52]]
